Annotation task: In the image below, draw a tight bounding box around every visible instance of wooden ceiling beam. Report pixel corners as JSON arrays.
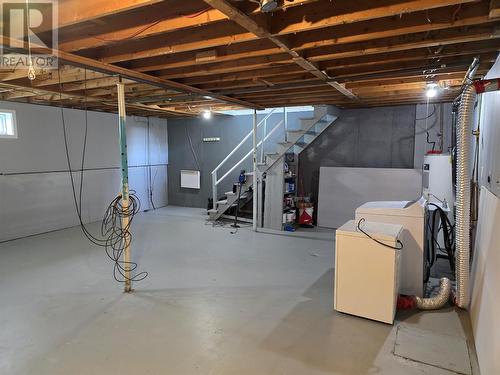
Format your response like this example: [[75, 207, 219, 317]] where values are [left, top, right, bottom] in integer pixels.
[[126, 3, 491, 73], [177, 67, 308, 86], [157, 53, 293, 79], [97, 23, 256, 64], [344, 72, 473, 88], [125, 3, 495, 78], [199, 74, 320, 91], [308, 25, 500, 64], [57, 0, 164, 28], [60, 3, 230, 52], [332, 60, 494, 83], [319, 47, 500, 73], [490, 0, 500, 17], [0, 81, 197, 116], [203, 0, 358, 99], [88, 2, 493, 68], [0, 36, 261, 109], [270, 0, 481, 35], [130, 40, 279, 72], [290, 2, 494, 50], [172, 39, 499, 86]]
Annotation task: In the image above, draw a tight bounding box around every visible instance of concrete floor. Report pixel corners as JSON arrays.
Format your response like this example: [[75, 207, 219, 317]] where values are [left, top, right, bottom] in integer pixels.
[[0, 206, 478, 375]]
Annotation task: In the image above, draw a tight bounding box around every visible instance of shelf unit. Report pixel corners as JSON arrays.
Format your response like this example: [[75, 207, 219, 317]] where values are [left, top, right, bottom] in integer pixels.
[[282, 152, 298, 230]]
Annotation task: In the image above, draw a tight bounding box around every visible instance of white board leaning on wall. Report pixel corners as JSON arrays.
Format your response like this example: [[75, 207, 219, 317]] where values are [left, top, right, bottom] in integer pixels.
[[317, 167, 422, 228]]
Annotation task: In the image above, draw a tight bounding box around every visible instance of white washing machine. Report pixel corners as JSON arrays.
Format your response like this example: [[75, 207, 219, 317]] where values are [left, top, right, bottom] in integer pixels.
[[355, 198, 425, 297]]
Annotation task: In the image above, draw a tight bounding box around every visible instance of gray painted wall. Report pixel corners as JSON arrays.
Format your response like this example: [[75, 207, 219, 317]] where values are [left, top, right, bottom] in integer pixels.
[[168, 111, 311, 208], [298, 105, 417, 207], [0, 101, 168, 242], [414, 102, 453, 169]]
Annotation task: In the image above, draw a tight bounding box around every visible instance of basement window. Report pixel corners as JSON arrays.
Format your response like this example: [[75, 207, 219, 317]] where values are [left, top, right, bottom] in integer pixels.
[[0, 110, 17, 138]]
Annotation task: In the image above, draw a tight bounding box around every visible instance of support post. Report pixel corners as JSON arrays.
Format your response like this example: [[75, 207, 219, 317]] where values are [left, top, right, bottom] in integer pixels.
[[284, 107, 287, 142], [212, 171, 217, 211], [257, 170, 263, 228], [260, 117, 267, 163], [117, 79, 132, 293], [252, 109, 257, 231]]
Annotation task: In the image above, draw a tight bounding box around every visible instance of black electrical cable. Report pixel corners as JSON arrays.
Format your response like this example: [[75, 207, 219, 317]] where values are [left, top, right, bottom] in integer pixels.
[[415, 103, 437, 152], [57, 68, 148, 284], [356, 218, 403, 250], [78, 68, 88, 215], [230, 182, 243, 234], [426, 131, 437, 153], [146, 117, 156, 210], [186, 127, 201, 170], [427, 203, 455, 275], [415, 104, 437, 121]]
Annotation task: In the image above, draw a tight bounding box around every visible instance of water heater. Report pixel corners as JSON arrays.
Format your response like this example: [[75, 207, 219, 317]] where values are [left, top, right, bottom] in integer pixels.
[[422, 154, 454, 209]]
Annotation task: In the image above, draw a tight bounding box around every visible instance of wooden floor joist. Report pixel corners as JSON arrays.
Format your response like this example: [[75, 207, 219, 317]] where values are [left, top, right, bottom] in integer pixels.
[[0, 0, 499, 115], [203, 0, 358, 99]]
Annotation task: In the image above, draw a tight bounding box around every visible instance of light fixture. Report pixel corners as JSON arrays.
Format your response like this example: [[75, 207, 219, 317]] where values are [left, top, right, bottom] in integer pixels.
[[202, 110, 212, 120], [426, 83, 438, 99], [260, 0, 278, 12]]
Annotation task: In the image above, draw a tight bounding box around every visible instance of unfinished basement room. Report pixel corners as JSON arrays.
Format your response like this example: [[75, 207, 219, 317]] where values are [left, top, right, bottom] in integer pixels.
[[1, 0, 500, 374]]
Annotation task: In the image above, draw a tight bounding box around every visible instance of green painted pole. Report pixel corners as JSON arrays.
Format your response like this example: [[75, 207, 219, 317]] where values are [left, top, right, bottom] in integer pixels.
[[117, 79, 132, 292]]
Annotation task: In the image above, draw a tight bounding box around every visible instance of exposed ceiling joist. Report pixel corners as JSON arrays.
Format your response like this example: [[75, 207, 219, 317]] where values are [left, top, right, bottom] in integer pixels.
[[0, 36, 262, 110], [58, 0, 164, 28], [491, 0, 500, 17], [0, 81, 195, 116], [203, 0, 358, 100], [1, 0, 498, 114]]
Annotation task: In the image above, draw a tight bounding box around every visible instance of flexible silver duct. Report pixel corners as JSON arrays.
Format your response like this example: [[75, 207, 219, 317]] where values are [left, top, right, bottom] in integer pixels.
[[454, 85, 476, 308], [415, 278, 451, 310], [411, 78, 500, 311]]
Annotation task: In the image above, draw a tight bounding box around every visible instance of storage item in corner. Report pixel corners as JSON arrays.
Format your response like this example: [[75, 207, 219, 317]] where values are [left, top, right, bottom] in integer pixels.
[[355, 199, 425, 297], [180, 170, 200, 189], [334, 220, 403, 324]]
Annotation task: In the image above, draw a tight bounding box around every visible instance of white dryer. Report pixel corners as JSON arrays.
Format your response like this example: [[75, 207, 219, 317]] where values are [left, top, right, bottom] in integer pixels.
[[355, 198, 425, 297]]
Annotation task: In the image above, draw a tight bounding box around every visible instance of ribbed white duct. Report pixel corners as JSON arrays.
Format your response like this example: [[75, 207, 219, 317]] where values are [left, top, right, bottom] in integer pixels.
[[415, 78, 500, 311], [454, 85, 476, 308]]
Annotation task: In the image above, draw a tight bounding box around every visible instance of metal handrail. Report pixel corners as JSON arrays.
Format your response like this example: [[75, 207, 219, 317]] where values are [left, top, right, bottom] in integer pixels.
[[212, 108, 277, 174], [216, 119, 283, 185], [211, 108, 279, 205]]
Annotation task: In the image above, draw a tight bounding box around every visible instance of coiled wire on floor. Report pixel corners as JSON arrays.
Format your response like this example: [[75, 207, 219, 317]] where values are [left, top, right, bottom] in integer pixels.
[[101, 191, 148, 283]]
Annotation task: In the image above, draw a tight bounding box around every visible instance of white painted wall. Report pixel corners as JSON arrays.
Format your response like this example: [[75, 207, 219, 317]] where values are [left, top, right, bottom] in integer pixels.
[[0, 101, 168, 242], [469, 55, 500, 375]]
